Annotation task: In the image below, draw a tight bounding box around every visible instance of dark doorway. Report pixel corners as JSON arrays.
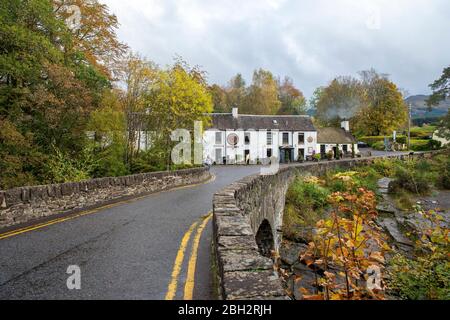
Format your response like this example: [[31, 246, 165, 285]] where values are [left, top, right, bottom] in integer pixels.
[[298, 148, 305, 161], [333, 146, 338, 159], [255, 220, 274, 258], [320, 144, 326, 158], [343, 145, 348, 153], [279, 148, 293, 163]]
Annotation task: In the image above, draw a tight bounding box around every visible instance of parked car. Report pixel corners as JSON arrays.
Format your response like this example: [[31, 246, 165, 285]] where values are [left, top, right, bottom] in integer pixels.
[[357, 141, 369, 148]]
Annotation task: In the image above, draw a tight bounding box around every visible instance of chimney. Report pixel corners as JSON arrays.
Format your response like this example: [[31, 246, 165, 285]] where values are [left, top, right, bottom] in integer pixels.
[[341, 120, 350, 132], [232, 107, 239, 119]]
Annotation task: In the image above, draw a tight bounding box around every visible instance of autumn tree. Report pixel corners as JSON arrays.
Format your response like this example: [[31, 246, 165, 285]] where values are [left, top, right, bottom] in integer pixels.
[[277, 76, 307, 115], [209, 84, 229, 113], [0, 0, 110, 188], [147, 62, 213, 169], [243, 69, 281, 114], [53, 0, 128, 79], [355, 71, 408, 136], [315, 76, 365, 127], [119, 53, 157, 165], [226, 73, 246, 110]]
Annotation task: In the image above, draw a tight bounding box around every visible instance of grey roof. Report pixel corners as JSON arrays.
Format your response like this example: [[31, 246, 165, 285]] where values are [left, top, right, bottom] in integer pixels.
[[317, 127, 357, 144], [207, 113, 316, 131]]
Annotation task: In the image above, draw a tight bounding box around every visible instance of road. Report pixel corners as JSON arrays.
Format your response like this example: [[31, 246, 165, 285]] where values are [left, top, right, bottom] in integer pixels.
[[0, 166, 261, 300]]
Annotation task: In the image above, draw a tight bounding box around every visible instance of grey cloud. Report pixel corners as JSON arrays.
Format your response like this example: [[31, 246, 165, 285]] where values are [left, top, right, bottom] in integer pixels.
[[102, 0, 450, 97]]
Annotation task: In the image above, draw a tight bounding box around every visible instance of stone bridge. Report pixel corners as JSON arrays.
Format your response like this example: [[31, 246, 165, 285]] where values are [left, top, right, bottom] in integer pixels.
[[212, 152, 435, 300]]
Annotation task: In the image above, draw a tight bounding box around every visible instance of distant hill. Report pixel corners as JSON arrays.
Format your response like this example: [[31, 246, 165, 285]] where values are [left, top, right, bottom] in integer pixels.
[[405, 95, 450, 119]]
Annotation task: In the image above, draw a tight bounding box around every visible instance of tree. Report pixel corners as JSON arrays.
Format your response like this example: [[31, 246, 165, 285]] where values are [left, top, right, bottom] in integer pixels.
[[53, 0, 128, 79], [277, 77, 307, 115], [209, 84, 229, 113], [87, 89, 129, 177], [243, 69, 281, 114], [355, 72, 408, 136], [0, 0, 110, 188], [120, 53, 157, 165], [427, 66, 450, 108], [148, 63, 213, 169], [315, 76, 365, 127], [427, 66, 450, 141], [226, 73, 246, 109]]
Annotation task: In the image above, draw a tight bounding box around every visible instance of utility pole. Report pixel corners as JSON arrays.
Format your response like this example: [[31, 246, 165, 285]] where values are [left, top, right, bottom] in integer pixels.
[[407, 103, 412, 150]]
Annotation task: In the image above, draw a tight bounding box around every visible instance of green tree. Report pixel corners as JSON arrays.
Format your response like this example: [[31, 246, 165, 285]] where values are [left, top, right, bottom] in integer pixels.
[[427, 66, 450, 141], [0, 0, 110, 188], [87, 89, 129, 177], [427, 66, 450, 108]]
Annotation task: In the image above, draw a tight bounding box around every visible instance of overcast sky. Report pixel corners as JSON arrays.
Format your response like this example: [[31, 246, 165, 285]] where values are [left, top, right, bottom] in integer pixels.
[[101, 0, 449, 98]]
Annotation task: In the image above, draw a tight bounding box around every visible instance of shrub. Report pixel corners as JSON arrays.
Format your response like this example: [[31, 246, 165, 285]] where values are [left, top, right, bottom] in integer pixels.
[[44, 145, 98, 183], [283, 177, 331, 240], [410, 139, 429, 151], [372, 158, 396, 177], [387, 210, 450, 300], [359, 136, 385, 146], [372, 141, 385, 151], [390, 160, 431, 195], [432, 153, 450, 189], [287, 179, 330, 210]]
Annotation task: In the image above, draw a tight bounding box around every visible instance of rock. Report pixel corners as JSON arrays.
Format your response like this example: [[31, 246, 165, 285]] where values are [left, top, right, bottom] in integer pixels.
[[289, 269, 318, 300], [379, 218, 413, 246], [377, 177, 393, 190], [279, 242, 308, 266], [376, 202, 397, 215]]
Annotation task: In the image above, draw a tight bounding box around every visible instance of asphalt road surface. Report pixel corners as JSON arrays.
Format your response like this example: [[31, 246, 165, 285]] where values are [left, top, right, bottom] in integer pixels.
[[0, 166, 261, 300]]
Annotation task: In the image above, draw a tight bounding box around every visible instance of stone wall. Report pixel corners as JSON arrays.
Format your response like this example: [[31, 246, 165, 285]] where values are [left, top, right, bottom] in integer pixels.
[[0, 167, 211, 229], [212, 152, 435, 300]]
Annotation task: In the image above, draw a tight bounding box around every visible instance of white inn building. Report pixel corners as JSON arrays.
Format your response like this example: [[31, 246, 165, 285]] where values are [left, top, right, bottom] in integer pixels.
[[128, 108, 359, 164], [203, 108, 359, 164]]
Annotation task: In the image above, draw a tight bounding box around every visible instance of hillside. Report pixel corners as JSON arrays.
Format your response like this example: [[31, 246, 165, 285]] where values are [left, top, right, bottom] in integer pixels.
[[405, 95, 450, 119]]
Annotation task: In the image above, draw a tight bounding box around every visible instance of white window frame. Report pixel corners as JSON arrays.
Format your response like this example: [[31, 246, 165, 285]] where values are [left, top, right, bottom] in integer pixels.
[[215, 132, 223, 145]]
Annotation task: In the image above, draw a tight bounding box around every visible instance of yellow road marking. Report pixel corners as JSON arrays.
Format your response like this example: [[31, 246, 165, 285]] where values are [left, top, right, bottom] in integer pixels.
[[165, 221, 199, 300], [0, 174, 215, 241], [183, 213, 213, 300]]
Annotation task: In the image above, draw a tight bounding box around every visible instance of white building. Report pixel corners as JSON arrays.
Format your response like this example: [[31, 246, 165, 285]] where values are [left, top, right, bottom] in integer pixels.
[[203, 108, 318, 164], [432, 130, 449, 146], [317, 123, 359, 159]]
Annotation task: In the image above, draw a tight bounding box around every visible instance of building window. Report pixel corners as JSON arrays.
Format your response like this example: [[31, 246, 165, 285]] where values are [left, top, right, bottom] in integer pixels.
[[215, 132, 222, 144], [245, 132, 250, 145], [267, 148, 272, 158], [298, 133, 305, 144], [283, 132, 289, 145], [267, 131, 272, 145]]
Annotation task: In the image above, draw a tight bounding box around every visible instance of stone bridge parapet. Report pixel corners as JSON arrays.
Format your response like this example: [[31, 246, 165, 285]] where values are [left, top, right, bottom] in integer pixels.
[[0, 167, 211, 229], [212, 152, 435, 300]]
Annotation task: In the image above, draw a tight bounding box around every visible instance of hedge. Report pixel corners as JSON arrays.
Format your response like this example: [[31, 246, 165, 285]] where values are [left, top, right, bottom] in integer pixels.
[[359, 135, 407, 146]]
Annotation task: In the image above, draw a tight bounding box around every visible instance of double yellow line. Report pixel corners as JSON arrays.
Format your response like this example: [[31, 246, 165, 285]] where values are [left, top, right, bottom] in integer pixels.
[[0, 175, 216, 241], [165, 212, 212, 300]]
